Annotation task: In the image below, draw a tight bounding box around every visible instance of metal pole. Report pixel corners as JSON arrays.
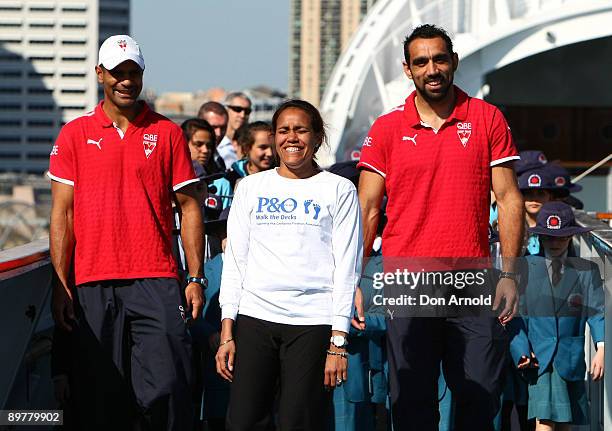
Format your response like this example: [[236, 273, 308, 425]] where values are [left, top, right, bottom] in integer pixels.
[[572, 153, 612, 184]]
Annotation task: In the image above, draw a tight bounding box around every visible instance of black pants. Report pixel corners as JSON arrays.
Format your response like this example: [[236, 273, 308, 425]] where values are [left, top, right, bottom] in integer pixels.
[[226, 315, 331, 431], [70, 278, 194, 431], [387, 317, 507, 431]]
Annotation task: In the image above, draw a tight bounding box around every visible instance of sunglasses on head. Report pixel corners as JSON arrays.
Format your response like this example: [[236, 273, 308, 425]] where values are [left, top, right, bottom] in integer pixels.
[[227, 105, 252, 115]]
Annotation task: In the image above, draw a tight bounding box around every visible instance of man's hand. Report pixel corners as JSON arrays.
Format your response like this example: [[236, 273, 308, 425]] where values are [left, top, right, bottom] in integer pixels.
[[185, 282, 204, 321], [493, 277, 518, 324], [590, 346, 605, 381], [351, 287, 366, 330], [52, 285, 75, 332]]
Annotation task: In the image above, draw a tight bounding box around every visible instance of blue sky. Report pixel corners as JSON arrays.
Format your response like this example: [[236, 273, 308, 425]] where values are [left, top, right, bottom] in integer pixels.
[[131, 0, 290, 95]]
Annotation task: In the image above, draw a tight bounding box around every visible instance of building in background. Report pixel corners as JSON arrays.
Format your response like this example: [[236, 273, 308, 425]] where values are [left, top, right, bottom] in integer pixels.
[[288, 0, 377, 106], [155, 86, 286, 124], [0, 0, 130, 174]]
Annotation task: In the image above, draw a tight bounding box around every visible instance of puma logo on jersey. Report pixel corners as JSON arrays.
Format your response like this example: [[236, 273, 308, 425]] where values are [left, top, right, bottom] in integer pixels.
[[86, 138, 103, 150], [402, 134, 417, 145]]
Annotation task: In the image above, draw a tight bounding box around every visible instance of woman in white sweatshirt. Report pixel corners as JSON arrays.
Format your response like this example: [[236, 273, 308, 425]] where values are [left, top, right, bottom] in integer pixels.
[[215, 99, 363, 430]]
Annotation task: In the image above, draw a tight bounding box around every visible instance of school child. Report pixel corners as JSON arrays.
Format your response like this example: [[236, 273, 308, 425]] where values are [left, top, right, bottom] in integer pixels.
[[543, 163, 584, 210], [517, 167, 557, 256], [331, 254, 388, 431], [326, 160, 390, 430], [510, 202, 605, 430], [189, 208, 231, 431]]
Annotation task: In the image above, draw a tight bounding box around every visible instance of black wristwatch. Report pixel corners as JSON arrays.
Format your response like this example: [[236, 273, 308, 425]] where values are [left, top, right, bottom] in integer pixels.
[[186, 276, 208, 289], [499, 271, 518, 283]]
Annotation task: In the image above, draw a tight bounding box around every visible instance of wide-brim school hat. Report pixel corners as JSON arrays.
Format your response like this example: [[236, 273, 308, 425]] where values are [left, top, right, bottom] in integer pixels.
[[528, 201, 592, 237], [518, 168, 556, 191], [544, 163, 582, 194], [328, 160, 359, 188], [515, 150, 547, 175]]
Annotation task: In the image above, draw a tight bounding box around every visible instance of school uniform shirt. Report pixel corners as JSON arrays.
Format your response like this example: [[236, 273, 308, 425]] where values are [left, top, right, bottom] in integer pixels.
[[219, 168, 363, 333], [217, 136, 238, 167], [48, 101, 197, 285], [509, 254, 605, 380], [544, 250, 603, 348]]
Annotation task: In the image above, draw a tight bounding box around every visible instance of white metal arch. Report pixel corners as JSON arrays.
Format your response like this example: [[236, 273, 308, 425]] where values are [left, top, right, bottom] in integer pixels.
[[319, 0, 612, 166]]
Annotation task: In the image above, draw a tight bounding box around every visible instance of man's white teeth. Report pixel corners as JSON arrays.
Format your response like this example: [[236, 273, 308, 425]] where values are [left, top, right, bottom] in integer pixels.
[[286, 147, 301, 153]]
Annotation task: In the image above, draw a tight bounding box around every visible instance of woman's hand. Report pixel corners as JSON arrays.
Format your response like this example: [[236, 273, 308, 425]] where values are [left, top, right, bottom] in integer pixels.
[[324, 331, 348, 390], [590, 346, 604, 381], [215, 318, 236, 382]]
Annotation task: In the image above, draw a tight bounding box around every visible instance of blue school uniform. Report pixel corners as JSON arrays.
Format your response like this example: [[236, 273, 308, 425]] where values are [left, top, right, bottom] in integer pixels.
[[509, 255, 604, 424], [189, 254, 230, 422], [331, 256, 389, 431]]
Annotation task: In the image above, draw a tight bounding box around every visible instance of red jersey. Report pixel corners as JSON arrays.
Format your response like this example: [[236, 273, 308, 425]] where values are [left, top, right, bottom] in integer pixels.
[[357, 87, 518, 258], [48, 101, 197, 285]]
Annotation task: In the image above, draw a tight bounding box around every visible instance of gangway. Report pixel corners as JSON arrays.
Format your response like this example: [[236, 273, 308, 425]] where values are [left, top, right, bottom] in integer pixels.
[[319, 0, 612, 165]]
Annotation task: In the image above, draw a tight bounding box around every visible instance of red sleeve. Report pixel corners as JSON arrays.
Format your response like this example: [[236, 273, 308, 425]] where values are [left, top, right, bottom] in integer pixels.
[[356, 117, 388, 177], [170, 124, 197, 191], [47, 125, 75, 186], [489, 108, 519, 167]]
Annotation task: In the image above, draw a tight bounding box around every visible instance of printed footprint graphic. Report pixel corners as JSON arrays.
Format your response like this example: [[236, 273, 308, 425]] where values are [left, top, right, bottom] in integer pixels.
[[304, 199, 313, 214], [312, 203, 321, 220]]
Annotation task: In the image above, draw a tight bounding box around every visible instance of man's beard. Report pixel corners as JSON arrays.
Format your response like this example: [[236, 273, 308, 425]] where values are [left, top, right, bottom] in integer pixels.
[[416, 74, 453, 103]]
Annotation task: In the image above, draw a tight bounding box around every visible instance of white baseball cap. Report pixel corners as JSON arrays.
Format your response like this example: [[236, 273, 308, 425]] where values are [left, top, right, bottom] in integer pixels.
[[98, 35, 145, 70]]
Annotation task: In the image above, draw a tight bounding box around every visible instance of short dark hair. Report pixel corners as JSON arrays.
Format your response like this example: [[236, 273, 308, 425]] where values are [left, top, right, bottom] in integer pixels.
[[403, 24, 454, 63], [181, 118, 215, 143], [237, 121, 272, 155], [271, 99, 326, 155], [197, 101, 228, 119]]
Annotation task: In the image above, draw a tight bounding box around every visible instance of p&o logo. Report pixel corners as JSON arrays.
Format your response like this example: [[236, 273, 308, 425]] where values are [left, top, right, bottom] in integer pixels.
[[256, 197, 321, 221]]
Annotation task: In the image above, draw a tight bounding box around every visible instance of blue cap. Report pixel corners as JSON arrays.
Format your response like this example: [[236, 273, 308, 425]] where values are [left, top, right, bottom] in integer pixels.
[[517, 168, 555, 191], [528, 201, 592, 237], [515, 150, 547, 175]]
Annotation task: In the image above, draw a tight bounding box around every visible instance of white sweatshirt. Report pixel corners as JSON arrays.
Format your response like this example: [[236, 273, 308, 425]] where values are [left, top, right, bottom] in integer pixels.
[[219, 168, 363, 333]]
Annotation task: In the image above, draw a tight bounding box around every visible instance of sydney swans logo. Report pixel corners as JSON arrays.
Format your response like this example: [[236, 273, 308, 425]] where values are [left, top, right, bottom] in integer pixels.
[[456, 122, 472, 147], [143, 133, 157, 158]]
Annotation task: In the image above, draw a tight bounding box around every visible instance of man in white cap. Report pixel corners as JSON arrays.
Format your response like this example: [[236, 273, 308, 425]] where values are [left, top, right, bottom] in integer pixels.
[[48, 35, 204, 430]]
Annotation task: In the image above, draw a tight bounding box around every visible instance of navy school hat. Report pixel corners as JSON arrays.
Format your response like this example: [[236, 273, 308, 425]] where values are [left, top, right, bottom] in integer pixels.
[[515, 150, 547, 175], [544, 163, 582, 194], [517, 168, 556, 191], [328, 160, 359, 188], [528, 201, 592, 237]]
